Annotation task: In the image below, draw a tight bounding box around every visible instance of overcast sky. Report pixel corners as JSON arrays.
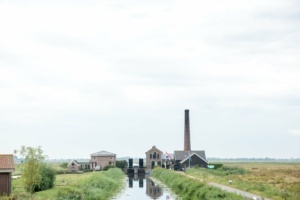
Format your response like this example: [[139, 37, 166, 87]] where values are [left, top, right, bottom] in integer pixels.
[[1, 0, 300, 159]]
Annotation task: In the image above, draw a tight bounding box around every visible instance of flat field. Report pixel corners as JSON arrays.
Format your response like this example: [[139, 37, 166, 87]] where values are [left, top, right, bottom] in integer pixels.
[[186, 162, 300, 200], [11, 168, 125, 200]]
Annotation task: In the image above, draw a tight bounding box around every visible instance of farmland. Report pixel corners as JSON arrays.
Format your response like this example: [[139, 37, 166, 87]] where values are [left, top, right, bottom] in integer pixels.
[[185, 162, 300, 200]]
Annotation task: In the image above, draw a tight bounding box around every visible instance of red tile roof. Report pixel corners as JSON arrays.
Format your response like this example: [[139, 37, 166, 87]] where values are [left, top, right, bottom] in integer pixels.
[[0, 154, 15, 170]]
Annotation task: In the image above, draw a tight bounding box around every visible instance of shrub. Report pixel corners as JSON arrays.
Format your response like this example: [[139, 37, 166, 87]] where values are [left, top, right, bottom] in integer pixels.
[[116, 160, 128, 169], [208, 163, 223, 169], [59, 162, 69, 168], [102, 165, 116, 171], [33, 164, 56, 192]]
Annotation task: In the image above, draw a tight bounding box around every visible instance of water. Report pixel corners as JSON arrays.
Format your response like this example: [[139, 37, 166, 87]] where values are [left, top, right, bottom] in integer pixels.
[[113, 174, 180, 200]]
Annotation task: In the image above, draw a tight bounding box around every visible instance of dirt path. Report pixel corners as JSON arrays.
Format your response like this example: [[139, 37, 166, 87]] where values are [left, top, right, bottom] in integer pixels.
[[177, 172, 272, 200]]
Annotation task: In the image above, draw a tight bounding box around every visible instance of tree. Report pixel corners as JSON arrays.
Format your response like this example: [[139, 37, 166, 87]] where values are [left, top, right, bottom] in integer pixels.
[[116, 160, 128, 169], [33, 164, 56, 192], [59, 162, 68, 168], [14, 146, 47, 195]]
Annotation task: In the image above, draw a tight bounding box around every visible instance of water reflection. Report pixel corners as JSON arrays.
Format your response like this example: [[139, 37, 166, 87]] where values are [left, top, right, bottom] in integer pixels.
[[146, 178, 162, 199], [115, 174, 176, 200]]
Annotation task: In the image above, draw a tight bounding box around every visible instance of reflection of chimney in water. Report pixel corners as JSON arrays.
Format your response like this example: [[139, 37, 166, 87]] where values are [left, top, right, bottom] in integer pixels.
[[184, 109, 191, 151]]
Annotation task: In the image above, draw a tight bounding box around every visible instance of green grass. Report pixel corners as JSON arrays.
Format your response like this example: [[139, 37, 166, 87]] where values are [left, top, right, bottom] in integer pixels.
[[11, 168, 125, 200], [152, 167, 244, 200], [185, 163, 300, 200]]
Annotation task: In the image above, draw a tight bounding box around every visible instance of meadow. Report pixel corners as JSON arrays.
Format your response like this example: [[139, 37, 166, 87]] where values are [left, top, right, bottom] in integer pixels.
[[185, 162, 300, 200], [152, 167, 244, 200], [9, 166, 125, 200]]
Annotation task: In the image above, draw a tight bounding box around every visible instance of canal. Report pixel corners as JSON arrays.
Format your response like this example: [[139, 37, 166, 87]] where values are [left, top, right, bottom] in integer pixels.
[[113, 174, 180, 200]]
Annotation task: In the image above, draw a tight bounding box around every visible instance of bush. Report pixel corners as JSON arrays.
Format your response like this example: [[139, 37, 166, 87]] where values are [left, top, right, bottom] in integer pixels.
[[33, 164, 56, 192], [60, 162, 69, 168], [208, 163, 223, 169], [116, 160, 128, 169], [102, 165, 116, 171]]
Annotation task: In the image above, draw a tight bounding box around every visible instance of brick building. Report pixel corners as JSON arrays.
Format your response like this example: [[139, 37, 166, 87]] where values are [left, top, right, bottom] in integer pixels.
[[145, 146, 163, 169], [90, 150, 116, 170], [67, 160, 91, 172]]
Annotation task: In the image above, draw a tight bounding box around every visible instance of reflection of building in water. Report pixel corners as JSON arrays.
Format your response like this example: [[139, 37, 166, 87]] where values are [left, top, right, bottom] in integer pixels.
[[128, 174, 145, 188], [146, 178, 163, 199]]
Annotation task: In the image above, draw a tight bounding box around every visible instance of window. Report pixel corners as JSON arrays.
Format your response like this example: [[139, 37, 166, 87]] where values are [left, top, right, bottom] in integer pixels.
[[157, 154, 159, 159], [150, 154, 152, 159], [153, 152, 157, 159]]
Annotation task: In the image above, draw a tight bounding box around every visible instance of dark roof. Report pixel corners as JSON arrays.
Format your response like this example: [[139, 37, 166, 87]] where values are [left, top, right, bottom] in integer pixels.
[[68, 160, 90, 167], [174, 150, 207, 161], [91, 151, 116, 156], [0, 154, 15, 170], [180, 153, 208, 164]]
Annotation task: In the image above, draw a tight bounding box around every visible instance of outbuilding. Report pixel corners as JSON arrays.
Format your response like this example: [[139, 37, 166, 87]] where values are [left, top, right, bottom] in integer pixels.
[[0, 154, 15, 196]]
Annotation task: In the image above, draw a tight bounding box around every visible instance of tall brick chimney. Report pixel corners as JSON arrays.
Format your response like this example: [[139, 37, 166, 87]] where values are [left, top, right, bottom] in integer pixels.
[[184, 109, 191, 151]]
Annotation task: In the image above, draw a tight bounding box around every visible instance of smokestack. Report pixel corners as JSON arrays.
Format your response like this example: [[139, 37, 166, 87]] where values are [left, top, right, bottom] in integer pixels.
[[184, 109, 191, 151]]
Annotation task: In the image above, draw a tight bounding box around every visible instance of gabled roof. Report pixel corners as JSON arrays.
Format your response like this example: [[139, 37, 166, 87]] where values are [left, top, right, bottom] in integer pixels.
[[145, 146, 163, 154], [91, 150, 116, 157], [67, 160, 80, 167], [0, 154, 15, 170], [174, 150, 207, 161], [67, 160, 90, 167], [180, 153, 208, 164]]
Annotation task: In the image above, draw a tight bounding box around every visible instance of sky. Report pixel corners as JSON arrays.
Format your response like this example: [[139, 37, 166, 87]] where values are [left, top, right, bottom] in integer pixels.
[[0, 0, 300, 159]]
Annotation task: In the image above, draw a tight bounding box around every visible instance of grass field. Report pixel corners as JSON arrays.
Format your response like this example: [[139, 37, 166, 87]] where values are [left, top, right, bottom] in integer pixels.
[[10, 168, 125, 200], [152, 167, 244, 200], [185, 162, 300, 200]]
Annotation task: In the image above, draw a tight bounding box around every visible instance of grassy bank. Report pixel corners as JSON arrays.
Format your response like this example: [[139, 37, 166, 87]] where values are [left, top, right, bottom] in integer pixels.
[[152, 167, 244, 200], [11, 168, 125, 200], [185, 163, 300, 200]]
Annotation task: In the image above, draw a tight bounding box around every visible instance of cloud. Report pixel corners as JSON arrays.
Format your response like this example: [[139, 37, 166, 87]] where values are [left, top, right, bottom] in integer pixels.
[[288, 130, 300, 136]]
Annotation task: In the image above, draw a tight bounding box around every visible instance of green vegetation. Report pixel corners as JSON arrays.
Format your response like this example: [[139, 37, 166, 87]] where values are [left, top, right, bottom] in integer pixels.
[[33, 164, 56, 192], [11, 168, 125, 200], [56, 168, 124, 200], [152, 167, 244, 200], [205, 165, 249, 176], [185, 163, 300, 200], [59, 162, 68, 169], [14, 146, 49, 195], [116, 160, 128, 169]]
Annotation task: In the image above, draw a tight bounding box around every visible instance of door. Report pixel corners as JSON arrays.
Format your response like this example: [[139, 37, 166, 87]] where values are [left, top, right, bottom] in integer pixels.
[[0, 173, 9, 195]]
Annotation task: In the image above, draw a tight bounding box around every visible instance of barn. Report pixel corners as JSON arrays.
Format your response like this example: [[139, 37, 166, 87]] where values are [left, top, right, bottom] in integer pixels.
[[0, 154, 15, 196]]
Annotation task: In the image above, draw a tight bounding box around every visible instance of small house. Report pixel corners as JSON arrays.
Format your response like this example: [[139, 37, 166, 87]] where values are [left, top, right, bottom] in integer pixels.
[[90, 150, 116, 170], [67, 160, 91, 172], [0, 154, 15, 195]]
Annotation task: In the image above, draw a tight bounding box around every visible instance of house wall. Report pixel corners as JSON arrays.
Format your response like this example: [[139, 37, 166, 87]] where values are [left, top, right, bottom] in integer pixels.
[[0, 173, 11, 195], [145, 148, 163, 169], [67, 162, 80, 172], [90, 156, 116, 169]]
